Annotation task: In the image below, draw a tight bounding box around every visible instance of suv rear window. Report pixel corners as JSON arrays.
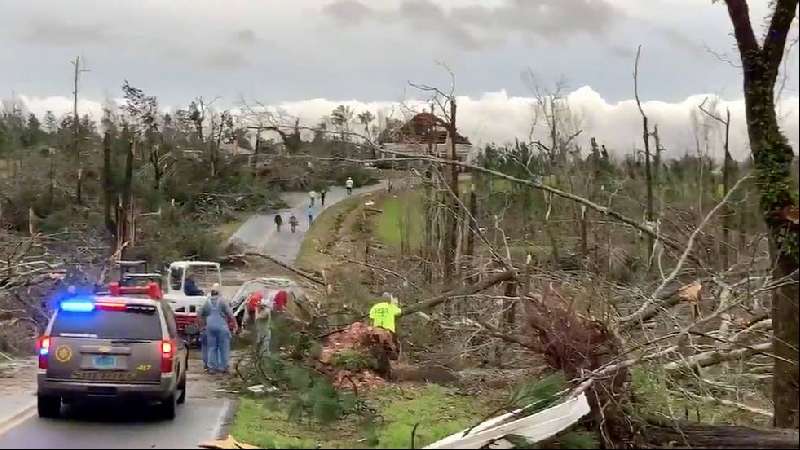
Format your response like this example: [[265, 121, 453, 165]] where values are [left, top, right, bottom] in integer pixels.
[[52, 309, 163, 340]]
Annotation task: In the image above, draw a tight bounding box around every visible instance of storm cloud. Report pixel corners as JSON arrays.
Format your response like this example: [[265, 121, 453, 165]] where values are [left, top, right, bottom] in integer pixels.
[[0, 0, 797, 140], [322, 0, 621, 49]]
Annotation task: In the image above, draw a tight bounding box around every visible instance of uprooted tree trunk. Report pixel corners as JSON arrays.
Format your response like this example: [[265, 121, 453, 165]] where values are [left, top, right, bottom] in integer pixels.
[[523, 285, 635, 448], [521, 283, 799, 449]]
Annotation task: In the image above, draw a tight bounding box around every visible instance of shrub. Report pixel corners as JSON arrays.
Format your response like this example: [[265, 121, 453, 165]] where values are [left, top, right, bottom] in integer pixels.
[[331, 349, 378, 371]]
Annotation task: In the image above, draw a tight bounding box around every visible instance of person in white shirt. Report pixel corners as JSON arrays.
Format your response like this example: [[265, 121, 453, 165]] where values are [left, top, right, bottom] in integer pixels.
[[345, 177, 354, 196], [309, 190, 317, 207]]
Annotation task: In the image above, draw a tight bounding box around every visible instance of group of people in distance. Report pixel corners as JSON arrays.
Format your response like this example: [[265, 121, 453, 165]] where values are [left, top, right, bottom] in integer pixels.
[[273, 177, 354, 233]]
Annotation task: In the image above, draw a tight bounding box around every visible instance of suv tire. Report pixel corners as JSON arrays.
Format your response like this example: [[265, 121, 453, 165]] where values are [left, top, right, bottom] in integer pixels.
[[159, 393, 177, 420], [37, 395, 61, 419], [177, 366, 187, 405]]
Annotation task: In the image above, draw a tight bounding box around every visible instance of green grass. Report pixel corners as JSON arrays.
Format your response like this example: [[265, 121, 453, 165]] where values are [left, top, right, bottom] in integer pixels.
[[372, 384, 492, 448], [231, 398, 355, 449], [295, 196, 363, 272], [231, 384, 496, 449], [375, 191, 425, 251], [630, 365, 771, 427]]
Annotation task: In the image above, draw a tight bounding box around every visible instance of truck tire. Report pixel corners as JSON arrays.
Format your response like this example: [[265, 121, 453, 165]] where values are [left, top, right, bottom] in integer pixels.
[[37, 395, 61, 419], [159, 393, 177, 420]]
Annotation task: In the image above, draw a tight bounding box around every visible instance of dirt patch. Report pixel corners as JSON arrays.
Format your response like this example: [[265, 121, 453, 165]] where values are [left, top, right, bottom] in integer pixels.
[[317, 321, 398, 390]]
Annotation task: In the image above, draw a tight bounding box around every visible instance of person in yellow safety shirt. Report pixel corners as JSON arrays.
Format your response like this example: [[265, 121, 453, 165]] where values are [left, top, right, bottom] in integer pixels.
[[369, 293, 402, 333]]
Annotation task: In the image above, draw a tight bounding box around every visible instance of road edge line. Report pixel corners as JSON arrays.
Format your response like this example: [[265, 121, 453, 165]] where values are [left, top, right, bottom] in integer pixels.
[[0, 400, 36, 437], [212, 398, 239, 440]]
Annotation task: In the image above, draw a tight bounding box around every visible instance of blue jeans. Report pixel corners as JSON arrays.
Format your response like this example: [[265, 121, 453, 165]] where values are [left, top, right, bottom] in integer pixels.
[[206, 327, 231, 372], [200, 330, 209, 369]]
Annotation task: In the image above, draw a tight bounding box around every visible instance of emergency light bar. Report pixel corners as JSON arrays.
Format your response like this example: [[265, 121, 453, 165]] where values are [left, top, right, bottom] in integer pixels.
[[59, 299, 155, 313]]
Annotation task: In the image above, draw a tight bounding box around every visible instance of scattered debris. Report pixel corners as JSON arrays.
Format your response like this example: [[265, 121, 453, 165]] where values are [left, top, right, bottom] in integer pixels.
[[199, 435, 260, 449], [317, 321, 398, 390], [678, 280, 702, 304], [246, 384, 279, 394], [424, 393, 591, 449]]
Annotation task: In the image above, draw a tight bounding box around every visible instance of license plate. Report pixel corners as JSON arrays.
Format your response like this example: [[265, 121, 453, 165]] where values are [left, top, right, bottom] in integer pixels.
[[92, 355, 118, 370]]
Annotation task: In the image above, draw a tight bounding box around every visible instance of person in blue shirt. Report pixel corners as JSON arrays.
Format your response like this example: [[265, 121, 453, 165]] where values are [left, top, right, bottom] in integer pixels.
[[307, 205, 314, 227], [199, 284, 237, 374], [184, 274, 204, 296]]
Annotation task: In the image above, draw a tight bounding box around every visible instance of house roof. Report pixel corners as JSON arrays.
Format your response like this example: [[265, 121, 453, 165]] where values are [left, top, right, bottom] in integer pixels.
[[380, 112, 471, 145]]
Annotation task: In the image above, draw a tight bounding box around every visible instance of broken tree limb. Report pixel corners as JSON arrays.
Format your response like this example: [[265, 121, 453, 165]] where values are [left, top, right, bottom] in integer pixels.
[[291, 146, 685, 258], [400, 270, 515, 317], [470, 317, 540, 351], [663, 342, 773, 373], [619, 176, 752, 329], [733, 318, 772, 342], [677, 389, 773, 418], [222, 252, 325, 286], [314, 271, 514, 340]]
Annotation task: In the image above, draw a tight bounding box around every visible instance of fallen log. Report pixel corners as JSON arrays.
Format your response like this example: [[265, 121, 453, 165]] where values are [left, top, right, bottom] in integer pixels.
[[222, 252, 325, 286], [639, 419, 799, 449]]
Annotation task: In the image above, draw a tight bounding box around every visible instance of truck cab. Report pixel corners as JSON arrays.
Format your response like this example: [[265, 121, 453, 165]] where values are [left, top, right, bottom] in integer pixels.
[[163, 261, 222, 314], [162, 262, 224, 343]]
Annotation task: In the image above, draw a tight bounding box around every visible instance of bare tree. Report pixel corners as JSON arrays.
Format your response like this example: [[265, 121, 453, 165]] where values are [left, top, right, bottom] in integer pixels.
[[71, 56, 89, 204], [408, 68, 462, 283], [721, 0, 799, 428], [634, 46, 656, 265], [357, 110, 376, 158], [699, 97, 735, 269]]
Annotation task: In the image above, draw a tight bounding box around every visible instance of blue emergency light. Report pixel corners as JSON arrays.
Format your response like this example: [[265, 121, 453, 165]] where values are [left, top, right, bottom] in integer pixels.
[[60, 299, 95, 312]]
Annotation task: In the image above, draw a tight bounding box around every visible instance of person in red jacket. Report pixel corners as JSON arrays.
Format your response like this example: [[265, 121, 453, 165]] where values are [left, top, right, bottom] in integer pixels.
[[272, 290, 288, 312]]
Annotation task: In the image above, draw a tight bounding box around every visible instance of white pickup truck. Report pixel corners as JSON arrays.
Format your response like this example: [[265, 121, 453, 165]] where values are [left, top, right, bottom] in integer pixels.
[[162, 261, 225, 341]]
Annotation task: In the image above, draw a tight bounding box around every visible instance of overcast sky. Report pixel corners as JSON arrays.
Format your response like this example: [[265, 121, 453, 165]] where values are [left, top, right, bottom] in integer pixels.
[[1, 0, 798, 158]]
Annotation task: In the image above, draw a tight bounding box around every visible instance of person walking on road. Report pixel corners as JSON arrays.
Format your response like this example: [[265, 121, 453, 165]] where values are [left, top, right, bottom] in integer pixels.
[[289, 214, 298, 233], [199, 284, 238, 374], [309, 190, 317, 207], [274, 214, 283, 232], [320, 188, 327, 207], [307, 205, 315, 227], [345, 177, 354, 196]]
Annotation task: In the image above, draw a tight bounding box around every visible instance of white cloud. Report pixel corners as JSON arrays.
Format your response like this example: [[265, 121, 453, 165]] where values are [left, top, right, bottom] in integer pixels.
[[13, 95, 107, 122], [10, 87, 799, 162], [271, 88, 799, 161]]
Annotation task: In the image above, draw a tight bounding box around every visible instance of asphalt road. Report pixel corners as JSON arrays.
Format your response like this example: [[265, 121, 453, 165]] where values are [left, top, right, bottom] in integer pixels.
[[229, 181, 386, 263], [0, 398, 233, 449], [0, 183, 384, 448], [0, 357, 232, 449]]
